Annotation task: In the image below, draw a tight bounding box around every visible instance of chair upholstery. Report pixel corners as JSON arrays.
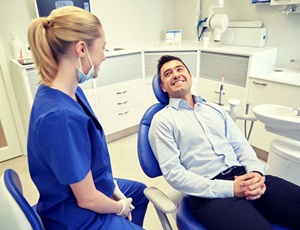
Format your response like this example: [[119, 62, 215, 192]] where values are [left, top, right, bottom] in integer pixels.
[[0, 168, 44, 230]]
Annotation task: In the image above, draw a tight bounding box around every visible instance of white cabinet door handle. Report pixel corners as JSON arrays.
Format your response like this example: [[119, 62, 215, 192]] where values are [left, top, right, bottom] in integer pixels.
[[252, 81, 268, 86]]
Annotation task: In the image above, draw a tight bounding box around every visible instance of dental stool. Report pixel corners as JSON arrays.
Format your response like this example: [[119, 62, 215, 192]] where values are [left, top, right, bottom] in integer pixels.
[[137, 73, 291, 230]]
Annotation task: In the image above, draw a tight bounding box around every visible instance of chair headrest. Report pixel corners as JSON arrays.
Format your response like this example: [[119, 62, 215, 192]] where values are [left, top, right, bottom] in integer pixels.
[[152, 74, 169, 105]]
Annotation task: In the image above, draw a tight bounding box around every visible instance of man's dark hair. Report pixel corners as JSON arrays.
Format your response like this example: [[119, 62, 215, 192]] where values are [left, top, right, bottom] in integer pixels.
[[157, 55, 190, 82]]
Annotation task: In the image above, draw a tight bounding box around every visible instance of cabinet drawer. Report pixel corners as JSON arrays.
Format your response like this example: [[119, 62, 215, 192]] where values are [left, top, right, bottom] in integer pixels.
[[99, 104, 144, 135], [98, 94, 144, 116], [97, 79, 144, 104], [96, 53, 142, 86]]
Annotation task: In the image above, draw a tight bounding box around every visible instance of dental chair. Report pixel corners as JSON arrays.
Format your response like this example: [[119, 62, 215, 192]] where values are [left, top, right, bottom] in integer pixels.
[[137, 74, 290, 230], [0, 168, 44, 230]]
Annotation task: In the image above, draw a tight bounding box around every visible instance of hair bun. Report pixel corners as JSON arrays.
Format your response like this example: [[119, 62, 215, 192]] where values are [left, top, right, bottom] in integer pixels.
[[42, 18, 53, 29]]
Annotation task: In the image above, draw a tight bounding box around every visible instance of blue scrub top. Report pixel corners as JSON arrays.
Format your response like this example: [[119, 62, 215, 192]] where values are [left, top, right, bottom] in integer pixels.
[[27, 84, 115, 229]]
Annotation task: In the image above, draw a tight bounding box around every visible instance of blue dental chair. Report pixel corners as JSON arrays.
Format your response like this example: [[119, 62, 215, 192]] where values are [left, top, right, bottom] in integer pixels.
[[0, 168, 44, 230], [137, 74, 290, 230], [137, 74, 206, 230]]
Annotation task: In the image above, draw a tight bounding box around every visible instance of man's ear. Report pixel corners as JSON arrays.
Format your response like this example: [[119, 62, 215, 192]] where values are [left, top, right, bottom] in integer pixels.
[[75, 41, 86, 58], [160, 83, 166, 93]]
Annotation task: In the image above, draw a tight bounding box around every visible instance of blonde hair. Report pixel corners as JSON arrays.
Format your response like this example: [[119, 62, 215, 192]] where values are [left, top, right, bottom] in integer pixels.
[[27, 6, 102, 85]]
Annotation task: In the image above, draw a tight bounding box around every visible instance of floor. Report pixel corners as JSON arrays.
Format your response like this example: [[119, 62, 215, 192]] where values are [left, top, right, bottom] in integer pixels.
[[0, 133, 177, 230]]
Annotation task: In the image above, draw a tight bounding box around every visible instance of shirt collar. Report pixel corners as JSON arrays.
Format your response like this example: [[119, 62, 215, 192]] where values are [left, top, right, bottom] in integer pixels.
[[169, 95, 204, 110]]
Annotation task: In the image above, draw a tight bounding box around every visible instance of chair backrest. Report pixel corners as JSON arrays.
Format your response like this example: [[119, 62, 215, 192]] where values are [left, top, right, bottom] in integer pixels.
[[0, 168, 44, 230], [137, 74, 169, 178]]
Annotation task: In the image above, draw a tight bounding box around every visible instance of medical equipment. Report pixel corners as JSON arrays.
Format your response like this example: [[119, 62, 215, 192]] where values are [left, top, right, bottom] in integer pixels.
[[218, 74, 225, 105], [227, 99, 257, 140], [35, 0, 90, 17], [197, 0, 229, 42]]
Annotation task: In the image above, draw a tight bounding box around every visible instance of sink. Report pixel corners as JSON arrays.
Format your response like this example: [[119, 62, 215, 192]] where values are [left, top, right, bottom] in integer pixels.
[[253, 104, 300, 141]]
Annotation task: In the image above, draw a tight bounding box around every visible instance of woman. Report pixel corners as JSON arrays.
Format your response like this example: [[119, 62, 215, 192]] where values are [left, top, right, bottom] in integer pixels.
[[27, 6, 148, 229]]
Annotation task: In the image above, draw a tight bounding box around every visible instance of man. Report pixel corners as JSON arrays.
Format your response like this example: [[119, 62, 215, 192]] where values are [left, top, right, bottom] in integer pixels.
[[149, 55, 300, 230]]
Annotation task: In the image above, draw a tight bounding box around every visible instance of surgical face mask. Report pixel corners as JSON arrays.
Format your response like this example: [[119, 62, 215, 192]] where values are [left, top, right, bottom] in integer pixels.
[[77, 45, 95, 84]]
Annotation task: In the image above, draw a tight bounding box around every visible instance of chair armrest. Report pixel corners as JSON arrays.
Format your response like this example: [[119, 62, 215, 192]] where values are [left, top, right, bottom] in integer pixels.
[[144, 186, 176, 214]]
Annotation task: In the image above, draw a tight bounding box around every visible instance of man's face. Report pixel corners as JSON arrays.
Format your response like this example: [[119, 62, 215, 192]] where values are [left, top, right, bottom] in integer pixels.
[[160, 60, 192, 99]]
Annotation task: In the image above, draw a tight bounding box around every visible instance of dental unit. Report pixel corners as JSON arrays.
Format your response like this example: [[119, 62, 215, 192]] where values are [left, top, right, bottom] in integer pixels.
[[197, 0, 229, 42]]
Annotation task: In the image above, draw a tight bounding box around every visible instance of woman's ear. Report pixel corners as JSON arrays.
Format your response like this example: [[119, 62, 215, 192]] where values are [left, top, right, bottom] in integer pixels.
[[75, 41, 86, 58]]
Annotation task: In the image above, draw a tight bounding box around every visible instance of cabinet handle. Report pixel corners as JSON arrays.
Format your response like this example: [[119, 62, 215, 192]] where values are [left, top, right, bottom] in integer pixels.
[[116, 90, 128, 95], [252, 81, 268, 86], [118, 111, 129, 116], [117, 100, 128, 105], [214, 90, 225, 95]]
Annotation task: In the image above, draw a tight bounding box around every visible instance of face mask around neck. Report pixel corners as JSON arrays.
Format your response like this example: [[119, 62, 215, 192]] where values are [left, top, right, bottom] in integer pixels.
[[77, 45, 95, 84]]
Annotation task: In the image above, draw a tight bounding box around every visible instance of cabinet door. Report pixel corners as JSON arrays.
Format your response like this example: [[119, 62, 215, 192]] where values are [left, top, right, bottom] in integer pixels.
[[0, 59, 23, 161], [247, 78, 300, 151], [200, 52, 249, 88], [96, 52, 143, 86]]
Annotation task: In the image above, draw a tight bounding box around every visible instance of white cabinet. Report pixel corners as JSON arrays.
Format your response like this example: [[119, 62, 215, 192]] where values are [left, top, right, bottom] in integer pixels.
[[271, 0, 300, 5], [247, 77, 300, 151], [96, 52, 144, 135], [10, 62, 39, 135], [267, 139, 300, 186], [144, 51, 199, 107], [10, 61, 97, 136], [10, 52, 144, 138]]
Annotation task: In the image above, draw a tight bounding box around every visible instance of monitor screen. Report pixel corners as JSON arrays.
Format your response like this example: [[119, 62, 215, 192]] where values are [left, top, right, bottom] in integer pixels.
[[35, 0, 91, 17]]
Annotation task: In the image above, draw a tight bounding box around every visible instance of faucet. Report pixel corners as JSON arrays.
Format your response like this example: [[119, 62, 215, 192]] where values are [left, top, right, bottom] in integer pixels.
[[290, 59, 300, 64], [293, 108, 300, 116]]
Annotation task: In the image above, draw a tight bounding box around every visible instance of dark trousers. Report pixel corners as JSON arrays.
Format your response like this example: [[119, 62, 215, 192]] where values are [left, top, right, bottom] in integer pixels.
[[116, 178, 149, 227], [99, 178, 148, 229], [190, 167, 300, 230]]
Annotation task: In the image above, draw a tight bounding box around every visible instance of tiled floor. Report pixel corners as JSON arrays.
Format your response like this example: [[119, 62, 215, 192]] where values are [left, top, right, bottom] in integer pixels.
[[0, 133, 177, 230]]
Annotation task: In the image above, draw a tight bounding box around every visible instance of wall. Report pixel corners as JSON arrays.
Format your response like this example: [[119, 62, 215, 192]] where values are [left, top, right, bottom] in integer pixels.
[[174, 0, 300, 70], [1, 0, 299, 70], [0, 0, 174, 66]]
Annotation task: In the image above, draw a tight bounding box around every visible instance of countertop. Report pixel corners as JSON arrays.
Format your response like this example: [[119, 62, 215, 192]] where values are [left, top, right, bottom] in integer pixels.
[[104, 40, 277, 57], [249, 69, 300, 87]]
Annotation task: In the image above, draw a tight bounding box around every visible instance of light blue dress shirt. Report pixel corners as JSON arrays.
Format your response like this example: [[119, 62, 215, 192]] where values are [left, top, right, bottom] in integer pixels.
[[149, 95, 264, 198]]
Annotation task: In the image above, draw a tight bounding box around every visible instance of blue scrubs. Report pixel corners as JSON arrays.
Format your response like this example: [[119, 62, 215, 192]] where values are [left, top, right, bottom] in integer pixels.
[[27, 85, 148, 229]]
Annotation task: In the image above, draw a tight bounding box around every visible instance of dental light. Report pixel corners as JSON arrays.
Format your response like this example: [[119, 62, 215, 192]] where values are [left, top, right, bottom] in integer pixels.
[[197, 0, 229, 42]]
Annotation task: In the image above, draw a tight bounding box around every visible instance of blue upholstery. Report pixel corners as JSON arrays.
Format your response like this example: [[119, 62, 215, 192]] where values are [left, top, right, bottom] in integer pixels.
[[1, 169, 44, 230], [151, 73, 169, 104], [176, 196, 207, 230]]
